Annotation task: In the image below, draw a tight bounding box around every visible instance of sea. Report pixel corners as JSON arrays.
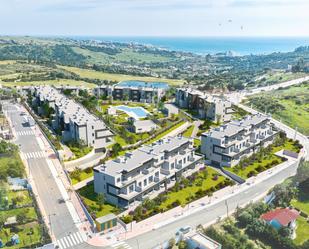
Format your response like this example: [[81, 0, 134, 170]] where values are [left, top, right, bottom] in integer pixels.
[[72, 36, 309, 56]]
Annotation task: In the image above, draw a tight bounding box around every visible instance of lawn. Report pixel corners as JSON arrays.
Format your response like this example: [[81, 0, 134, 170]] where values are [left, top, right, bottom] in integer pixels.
[[246, 83, 309, 135], [66, 144, 92, 161], [2, 79, 97, 88], [59, 65, 184, 86], [160, 167, 227, 209], [0, 222, 43, 249], [78, 183, 119, 218], [146, 121, 186, 145], [7, 190, 32, 207], [70, 170, 94, 185], [294, 217, 309, 245], [182, 125, 194, 138], [1, 207, 38, 223]]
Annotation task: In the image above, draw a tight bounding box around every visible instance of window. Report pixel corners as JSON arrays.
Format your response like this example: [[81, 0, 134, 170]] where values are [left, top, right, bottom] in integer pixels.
[[184, 158, 186, 164], [171, 163, 175, 169], [144, 179, 147, 186], [178, 160, 182, 164], [117, 178, 120, 183], [129, 185, 134, 193], [92, 133, 94, 137], [149, 176, 153, 182], [187, 155, 190, 160], [161, 156, 164, 160], [138, 182, 142, 187], [155, 172, 159, 177]]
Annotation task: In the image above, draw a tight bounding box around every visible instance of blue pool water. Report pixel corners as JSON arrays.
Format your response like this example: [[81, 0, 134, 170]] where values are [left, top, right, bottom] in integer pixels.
[[117, 80, 169, 89], [115, 105, 149, 119]]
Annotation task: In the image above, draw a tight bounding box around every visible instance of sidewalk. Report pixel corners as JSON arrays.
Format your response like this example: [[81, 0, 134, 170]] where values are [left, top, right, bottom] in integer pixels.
[[87, 154, 300, 247]]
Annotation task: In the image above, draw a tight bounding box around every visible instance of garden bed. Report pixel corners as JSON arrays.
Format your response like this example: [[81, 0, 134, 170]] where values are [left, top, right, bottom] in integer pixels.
[[121, 167, 234, 223], [224, 137, 302, 179], [77, 183, 120, 219]]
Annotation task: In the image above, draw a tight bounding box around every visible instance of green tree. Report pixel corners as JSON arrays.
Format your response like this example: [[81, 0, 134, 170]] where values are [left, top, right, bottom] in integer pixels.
[[97, 193, 105, 210], [17, 213, 27, 224], [112, 143, 122, 157]]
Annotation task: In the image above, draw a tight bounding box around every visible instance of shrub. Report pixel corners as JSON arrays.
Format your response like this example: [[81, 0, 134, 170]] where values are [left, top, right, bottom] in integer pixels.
[[121, 215, 133, 224]]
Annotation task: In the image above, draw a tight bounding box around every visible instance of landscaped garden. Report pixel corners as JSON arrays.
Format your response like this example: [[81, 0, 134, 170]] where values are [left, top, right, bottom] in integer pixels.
[[0, 140, 49, 248], [121, 167, 234, 223], [78, 183, 120, 219], [64, 141, 92, 161], [224, 132, 302, 179]]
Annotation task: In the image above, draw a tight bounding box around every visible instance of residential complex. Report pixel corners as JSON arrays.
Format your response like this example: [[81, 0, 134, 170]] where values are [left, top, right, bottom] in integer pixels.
[[93, 84, 166, 103], [32, 86, 113, 151], [94, 136, 203, 207], [175, 88, 233, 122], [201, 114, 278, 167]]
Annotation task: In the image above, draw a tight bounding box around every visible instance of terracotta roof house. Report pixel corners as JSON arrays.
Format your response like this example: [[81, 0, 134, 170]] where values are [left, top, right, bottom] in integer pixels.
[[261, 208, 299, 238]]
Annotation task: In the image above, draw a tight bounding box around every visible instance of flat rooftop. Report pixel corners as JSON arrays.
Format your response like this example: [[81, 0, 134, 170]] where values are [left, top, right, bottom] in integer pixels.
[[94, 136, 191, 176], [203, 114, 269, 139]]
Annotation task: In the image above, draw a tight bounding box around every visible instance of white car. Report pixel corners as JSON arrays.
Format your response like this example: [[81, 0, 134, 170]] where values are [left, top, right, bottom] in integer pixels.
[[176, 226, 192, 236]]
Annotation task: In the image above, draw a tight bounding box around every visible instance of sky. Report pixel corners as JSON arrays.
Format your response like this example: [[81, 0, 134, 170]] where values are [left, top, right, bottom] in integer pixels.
[[1, 0, 309, 37]]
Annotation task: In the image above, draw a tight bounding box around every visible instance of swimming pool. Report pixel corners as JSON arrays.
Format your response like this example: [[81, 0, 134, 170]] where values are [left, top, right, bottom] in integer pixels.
[[117, 80, 169, 89], [115, 105, 150, 119]]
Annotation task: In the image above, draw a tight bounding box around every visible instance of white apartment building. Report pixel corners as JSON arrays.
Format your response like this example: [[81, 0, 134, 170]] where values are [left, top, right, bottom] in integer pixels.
[[176, 88, 233, 122], [94, 136, 203, 207], [201, 114, 278, 167], [33, 86, 113, 151]]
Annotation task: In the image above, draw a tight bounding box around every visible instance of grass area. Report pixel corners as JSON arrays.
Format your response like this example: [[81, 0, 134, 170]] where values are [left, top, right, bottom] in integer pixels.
[[225, 139, 300, 179], [70, 170, 94, 185], [7, 190, 32, 207], [59, 65, 184, 86], [65, 144, 92, 161], [146, 121, 186, 145], [246, 83, 309, 135], [0, 152, 25, 181], [160, 167, 227, 209], [294, 217, 309, 245], [182, 125, 194, 138], [78, 183, 119, 218], [255, 72, 307, 87], [2, 79, 97, 88], [0, 222, 42, 249], [1, 207, 38, 223]]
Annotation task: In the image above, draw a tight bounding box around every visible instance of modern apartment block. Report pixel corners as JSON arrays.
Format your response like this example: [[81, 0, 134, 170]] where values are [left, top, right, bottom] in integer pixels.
[[33, 86, 113, 151], [201, 114, 278, 167], [93, 84, 166, 103], [94, 136, 203, 207], [175, 88, 233, 122]]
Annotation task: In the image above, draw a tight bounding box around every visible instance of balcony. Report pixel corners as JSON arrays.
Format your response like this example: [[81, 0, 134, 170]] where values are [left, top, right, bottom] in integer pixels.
[[188, 156, 195, 162], [154, 177, 160, 182], [161, 168, 170, 175], [176, 163, 182, 169], [142, 169, 149, 175], [136, 186, 142, 193]]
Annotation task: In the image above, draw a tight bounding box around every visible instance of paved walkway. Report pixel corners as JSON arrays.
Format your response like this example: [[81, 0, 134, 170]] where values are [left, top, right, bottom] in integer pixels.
[[86, 154, 300, 247], [162, 121, 190, 138]]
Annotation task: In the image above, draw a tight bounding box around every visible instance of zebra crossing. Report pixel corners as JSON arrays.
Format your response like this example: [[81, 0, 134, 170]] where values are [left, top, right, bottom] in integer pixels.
[[23, 151, 45, 159], [16, 130, 35, 136], [55, 231, 87, 249], [111, 241, 132, 249]]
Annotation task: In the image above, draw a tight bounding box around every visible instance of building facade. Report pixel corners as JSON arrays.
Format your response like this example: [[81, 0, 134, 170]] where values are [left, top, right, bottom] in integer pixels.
[[33, 86, 113, 151], [201, 114, 278, 167], [94, 136, 203, 207], [175, 88, 233, 122], [93, 84, 166, 103]]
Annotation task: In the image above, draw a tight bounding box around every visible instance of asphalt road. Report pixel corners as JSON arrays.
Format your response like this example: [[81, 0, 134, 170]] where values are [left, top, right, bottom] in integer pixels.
[[3, 98, 307, 249], [3, 103, 81, 244]]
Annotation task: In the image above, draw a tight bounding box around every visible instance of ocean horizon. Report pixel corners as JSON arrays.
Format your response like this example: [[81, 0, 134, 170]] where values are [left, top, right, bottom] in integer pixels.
[[71, 36, 309, 56]]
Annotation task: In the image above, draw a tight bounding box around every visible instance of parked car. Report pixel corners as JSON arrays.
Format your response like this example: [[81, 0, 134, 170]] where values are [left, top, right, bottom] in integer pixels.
[[176, 226, 192, 236]]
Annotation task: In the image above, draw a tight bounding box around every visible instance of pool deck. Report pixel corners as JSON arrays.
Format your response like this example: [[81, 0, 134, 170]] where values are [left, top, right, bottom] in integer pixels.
[[115, 105, 150, 120]]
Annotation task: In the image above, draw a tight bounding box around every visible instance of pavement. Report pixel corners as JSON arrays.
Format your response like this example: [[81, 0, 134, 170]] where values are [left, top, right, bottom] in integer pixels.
[[226, 75, 309, 104], [3, 74, 309, 249], [3, 103, 93, 249]]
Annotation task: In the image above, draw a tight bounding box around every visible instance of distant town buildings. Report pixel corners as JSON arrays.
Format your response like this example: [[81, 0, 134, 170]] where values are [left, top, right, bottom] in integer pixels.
[[32, 86, 113, 151], [94, 136, 203, 207], [175, 88, 233, 122], [201, 114, 278, 167], [93, 84, 166, 103]]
